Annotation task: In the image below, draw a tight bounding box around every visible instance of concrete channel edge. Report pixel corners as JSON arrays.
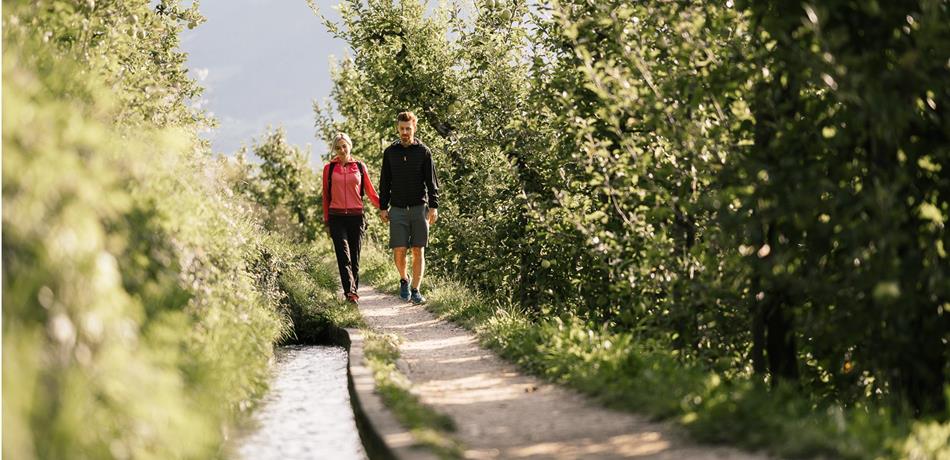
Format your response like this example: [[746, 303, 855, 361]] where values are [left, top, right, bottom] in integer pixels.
[[335, 327, 440, 460]]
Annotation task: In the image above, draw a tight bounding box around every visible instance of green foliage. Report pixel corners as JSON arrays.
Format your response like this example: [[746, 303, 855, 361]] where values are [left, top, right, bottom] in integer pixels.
[[6, 0, 208, 128], [4, 60, 212, 459], [237, 128, 322, 241], [319, 0, 950, 455], [246, 234, 364, 344], [902, 419, 950, 460], [725, 0, 950, 414], [0, 2, 349, 458], [2, 41, 282, 460]]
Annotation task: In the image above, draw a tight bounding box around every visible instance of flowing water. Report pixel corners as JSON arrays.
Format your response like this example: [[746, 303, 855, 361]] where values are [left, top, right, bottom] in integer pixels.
[[234, 345, 366, 460]]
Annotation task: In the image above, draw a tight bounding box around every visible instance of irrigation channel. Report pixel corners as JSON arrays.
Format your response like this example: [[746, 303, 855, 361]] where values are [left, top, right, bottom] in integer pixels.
[[233, 345, 367, 460]]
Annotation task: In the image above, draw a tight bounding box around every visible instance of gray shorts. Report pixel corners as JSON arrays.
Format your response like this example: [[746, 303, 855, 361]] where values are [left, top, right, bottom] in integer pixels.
[[389, 205, 429, 248]]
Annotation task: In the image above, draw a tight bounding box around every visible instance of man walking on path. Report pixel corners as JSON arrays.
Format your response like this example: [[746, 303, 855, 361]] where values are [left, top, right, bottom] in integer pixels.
[[378, 111, 440, 304]]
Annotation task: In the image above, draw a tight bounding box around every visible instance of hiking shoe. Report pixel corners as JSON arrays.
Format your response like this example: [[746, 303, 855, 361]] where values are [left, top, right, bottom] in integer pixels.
[[399, 279, 410, 301], [345, 293, 359, 305], [410, 289, 426, 305]]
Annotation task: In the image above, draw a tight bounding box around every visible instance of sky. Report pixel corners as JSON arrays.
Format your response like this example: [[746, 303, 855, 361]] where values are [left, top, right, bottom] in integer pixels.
[[180, 0, 348, 164]]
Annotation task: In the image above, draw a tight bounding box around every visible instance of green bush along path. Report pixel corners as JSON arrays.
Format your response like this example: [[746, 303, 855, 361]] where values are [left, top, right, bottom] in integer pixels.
[[2, 2, 351, 458], [316, 0, 949, 458]]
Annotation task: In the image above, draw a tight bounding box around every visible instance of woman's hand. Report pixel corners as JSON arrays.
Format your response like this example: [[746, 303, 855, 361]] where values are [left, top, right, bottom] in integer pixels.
[[380, 209, 390, 223]]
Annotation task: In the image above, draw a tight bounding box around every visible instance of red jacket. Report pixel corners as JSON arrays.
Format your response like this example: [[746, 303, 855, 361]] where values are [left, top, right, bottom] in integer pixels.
[[322, 157, 381, 222]]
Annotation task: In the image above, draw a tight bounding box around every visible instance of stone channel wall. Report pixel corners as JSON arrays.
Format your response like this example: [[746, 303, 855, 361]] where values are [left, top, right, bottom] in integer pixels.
[[326, 327, 438, 460]]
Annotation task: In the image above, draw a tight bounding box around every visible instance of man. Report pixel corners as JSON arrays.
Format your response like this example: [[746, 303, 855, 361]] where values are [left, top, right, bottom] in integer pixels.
[[378, 111, 440, 304]]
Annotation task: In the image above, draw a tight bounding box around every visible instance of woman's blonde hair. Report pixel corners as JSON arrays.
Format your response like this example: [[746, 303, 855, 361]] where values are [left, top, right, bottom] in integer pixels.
[[333, 132, 353, 151]]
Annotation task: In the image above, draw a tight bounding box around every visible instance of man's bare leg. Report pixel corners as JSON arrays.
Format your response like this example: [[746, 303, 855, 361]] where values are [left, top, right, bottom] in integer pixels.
[[394, 247, 408, 281], [411, 247, 425, 290]]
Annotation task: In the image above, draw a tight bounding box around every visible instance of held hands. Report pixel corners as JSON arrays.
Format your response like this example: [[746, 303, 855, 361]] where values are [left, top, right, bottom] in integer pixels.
[[380, 209, 390, 223]]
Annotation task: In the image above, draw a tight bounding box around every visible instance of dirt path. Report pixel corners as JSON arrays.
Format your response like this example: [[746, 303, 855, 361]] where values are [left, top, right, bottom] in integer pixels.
[[356, 286, 770, 460]]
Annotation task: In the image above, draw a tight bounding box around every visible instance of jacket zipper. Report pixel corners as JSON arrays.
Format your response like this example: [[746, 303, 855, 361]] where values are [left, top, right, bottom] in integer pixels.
[[343, 163, 349, 214], [336, 162, 362, 215]]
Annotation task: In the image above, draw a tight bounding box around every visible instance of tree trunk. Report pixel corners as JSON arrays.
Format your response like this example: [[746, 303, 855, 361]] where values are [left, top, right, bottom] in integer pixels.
[[764, 293, 799, 386], [751, 275, 767, 376]]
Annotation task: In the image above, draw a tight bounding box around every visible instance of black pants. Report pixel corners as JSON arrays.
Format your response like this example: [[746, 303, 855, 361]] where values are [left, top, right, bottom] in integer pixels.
[[329, 214, 365, 296]]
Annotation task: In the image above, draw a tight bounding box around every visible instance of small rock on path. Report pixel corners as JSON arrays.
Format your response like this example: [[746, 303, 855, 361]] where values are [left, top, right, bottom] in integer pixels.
[[356, 286, 770, 460]]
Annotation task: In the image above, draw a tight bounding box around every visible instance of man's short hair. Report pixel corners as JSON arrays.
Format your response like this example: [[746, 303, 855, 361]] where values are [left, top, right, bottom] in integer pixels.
[[397, 111, 417, 125]]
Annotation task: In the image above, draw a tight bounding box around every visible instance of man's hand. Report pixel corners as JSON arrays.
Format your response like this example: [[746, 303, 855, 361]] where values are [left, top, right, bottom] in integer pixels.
[[380, 209, 390, 223], [427, 208, 439, 225]]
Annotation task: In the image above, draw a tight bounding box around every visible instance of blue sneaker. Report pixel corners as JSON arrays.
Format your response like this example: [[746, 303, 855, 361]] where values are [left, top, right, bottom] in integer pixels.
[[410, 288, 426, 305], [399, 279, 410, 301]]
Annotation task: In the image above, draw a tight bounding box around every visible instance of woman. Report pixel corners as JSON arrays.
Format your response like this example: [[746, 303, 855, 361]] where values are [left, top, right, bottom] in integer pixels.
[[322, 133, 380, 304]]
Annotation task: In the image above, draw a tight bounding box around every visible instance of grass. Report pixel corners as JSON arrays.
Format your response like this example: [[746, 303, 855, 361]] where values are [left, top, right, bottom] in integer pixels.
[[359, 242, 403, 295], [275, 240, 365, 344], [356, 243, 949, 460]]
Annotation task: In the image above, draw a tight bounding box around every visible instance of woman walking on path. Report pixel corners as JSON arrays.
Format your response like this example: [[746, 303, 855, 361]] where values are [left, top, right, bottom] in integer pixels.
[[322, 133, 381, 304]]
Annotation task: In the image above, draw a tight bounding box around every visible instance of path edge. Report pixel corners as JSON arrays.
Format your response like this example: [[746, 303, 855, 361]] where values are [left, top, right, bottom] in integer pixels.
[[336, 326, 439, 460]]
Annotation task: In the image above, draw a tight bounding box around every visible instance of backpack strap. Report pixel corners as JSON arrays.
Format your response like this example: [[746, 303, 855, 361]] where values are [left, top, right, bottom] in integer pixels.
[[326, 162, 337, 203], [327, 161, 366, 202], [356, 161, 366, 198]]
